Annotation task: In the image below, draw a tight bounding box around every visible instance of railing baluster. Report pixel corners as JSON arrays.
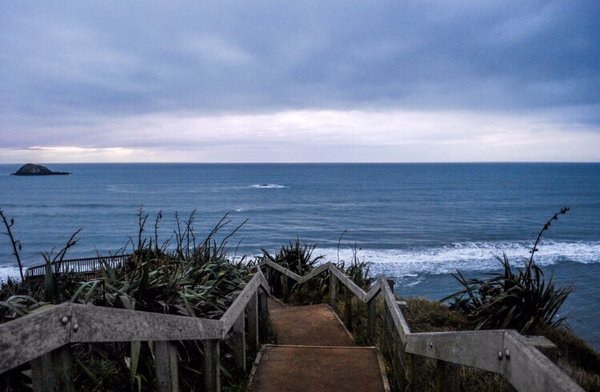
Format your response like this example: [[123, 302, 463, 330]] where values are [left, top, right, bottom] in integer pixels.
[[32, 347, 74, 392], [367, 299, 376, 345], [258, 288, 269, 343], [436, 360, 460, 392], [280, 274, 289, 301], [155, 341, 179, 392], [230, 292, 246, 373], [329, 272, 338, 310], [344, 285, 352, 330], [246, 292, 259, 353], [202, 339, 221, 392]]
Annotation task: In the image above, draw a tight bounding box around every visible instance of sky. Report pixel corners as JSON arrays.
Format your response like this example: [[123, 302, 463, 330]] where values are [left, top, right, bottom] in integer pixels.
[[1, 1, 599, 163]]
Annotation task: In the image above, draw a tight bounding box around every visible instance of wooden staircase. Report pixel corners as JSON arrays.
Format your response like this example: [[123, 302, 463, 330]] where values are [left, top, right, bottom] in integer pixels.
[[249, 300, 389, 392]]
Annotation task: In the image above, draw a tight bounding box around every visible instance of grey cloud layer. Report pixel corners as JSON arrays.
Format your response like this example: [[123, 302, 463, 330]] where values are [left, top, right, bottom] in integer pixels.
[[0, 1, 600, 110], [1, 0, 599, 126]]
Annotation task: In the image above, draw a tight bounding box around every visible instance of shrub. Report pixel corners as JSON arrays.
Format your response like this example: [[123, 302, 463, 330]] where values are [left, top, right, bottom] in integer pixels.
[[444, 208, 572, 334], [0, 209, 252, 391], [260, 239, 324, 300]]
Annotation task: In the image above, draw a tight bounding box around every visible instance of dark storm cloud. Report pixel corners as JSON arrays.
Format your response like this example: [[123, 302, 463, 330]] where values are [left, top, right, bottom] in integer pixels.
[[1, 1, 598, 122], [1, 1, 600, 163]]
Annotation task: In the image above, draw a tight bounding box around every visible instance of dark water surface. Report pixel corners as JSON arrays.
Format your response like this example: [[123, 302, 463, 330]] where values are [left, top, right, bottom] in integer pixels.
[[1, 163, 598, 348]]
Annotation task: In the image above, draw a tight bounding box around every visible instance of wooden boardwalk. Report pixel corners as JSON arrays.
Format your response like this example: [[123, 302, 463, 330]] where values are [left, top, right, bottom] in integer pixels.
[[250, 300, 389, 392]]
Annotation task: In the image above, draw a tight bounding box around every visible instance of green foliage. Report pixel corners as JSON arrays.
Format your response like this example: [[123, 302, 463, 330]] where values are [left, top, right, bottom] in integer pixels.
[[405, 297, 471, 333], [261, 239, 323, 275], [337, 244, 373, 290], [260, 239, 324, 300], [444, 208, 573, 334], [0, 209, 252, 391]]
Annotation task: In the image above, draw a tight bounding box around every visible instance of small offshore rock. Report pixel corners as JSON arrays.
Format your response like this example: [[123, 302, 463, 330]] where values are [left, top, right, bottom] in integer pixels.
[[11, 163, 70, 176]]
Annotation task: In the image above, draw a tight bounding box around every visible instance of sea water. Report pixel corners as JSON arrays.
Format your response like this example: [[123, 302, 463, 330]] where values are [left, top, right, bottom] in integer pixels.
[[0, 163, 599, 348]]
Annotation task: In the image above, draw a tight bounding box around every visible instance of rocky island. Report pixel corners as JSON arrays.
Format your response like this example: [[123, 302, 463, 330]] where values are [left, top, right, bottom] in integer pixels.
[[11, 163, 70, 176]]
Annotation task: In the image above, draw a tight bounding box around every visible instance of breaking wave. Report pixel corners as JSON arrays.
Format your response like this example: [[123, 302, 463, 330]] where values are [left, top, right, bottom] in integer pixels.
[[250, 184, 286, 189], [317, 240, 600, 277]]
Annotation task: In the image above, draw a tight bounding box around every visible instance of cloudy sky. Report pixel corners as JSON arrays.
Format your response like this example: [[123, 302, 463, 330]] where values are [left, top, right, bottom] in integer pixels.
[[1, 1, 599, 163]]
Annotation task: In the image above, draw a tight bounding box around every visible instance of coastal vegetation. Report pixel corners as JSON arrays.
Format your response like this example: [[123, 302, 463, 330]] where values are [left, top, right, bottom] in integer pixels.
[[260, 208, 600, 391], [443, 207, 572, 334], [1, 207, 599, 390], [0, 209, 255, 391]]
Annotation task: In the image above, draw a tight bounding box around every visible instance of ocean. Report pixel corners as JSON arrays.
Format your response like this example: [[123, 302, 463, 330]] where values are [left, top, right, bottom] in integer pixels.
[[0, 163, 599, 348]]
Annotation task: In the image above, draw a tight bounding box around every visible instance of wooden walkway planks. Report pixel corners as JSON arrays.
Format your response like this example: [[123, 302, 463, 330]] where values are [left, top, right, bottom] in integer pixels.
[[250, 303, 389, 392], [251, 345, 387, 392], [269, 304, 354, 346]]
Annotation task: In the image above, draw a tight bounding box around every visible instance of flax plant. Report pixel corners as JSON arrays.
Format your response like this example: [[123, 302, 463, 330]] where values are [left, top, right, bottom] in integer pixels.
[[0, 209, 253, 391], [444, 208, 573, 334]]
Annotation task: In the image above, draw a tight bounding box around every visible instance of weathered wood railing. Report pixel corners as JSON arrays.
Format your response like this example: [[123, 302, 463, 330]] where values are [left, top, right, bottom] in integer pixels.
[[2, 259, 585, 391], [25, 254, 131, 278], [0, 269, 270, 392], [259, 259, 584, 392]]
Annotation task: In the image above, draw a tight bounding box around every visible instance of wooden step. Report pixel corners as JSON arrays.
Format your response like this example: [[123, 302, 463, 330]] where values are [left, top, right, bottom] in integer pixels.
[[251, 303, 389, 391], [250, 345, 388, 392], [269, 304, 354, 346]]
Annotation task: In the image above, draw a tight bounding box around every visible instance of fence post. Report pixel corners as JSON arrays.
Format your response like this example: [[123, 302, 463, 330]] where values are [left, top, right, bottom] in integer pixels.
[[386, 278, 395, 291], [436, 360, 459, 392], [329, 273, 338, 310], [32, 346, 74, 392], [230, 291, 246, 373], [528, 335, 559, 363], [367, 299, 376, 344], [154, 341, 179, 392], [410, 354, 427, 392], [258, 288, 269, 343], [344, 286, 353, 330], [246, 292, 259, 352], [202, 339, 220, 392], [280, 274, 289, 301], [383, 304, 408, 392]]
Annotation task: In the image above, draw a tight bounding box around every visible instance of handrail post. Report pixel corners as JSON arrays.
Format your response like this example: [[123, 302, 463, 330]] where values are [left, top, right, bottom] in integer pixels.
[[202, 339, 220, 392], [258, 288, 269, 343], [436, 360, 459, 392], [383, 303, 408, 392], [280, 274, 289, 301], [344, 286, 353, 330], [230, 292, 246, 373], [386, 278, 395, 291], [247, 292, 259, 353], [32, 346, 74, 392], [367, 298, 376, 344], [154, 341, 179, 392], [410, 354, 427, 392], [329, 272, 338, 310]]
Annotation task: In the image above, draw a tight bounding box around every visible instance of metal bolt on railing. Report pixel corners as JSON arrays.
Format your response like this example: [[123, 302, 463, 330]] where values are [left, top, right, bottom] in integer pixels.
[[73, 323, 79, 332], [504, 349, 510, 360], [60, 316, 69, 325], [498, 351, 503, 360]]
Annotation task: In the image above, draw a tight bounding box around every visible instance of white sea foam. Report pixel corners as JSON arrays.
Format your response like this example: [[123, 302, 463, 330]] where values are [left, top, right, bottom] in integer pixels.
[[0, 266, 23, 283], [316, 240, 600, 277], [250, 184, 286, 189]]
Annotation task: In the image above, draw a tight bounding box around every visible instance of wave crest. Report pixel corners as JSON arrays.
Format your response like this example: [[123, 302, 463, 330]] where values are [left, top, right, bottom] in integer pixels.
[[250, 184, 286, 189], [317, 240, 600, 277]]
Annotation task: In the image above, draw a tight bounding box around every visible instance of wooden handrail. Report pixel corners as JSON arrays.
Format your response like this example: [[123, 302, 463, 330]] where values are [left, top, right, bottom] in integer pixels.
[[220, 271, 270, 334], [379, 276, 411, 341], [259, 261, 584, 392], [25, 254, 131, 278], [0, 260, 584, 392], [0, 269, 270, 379]]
